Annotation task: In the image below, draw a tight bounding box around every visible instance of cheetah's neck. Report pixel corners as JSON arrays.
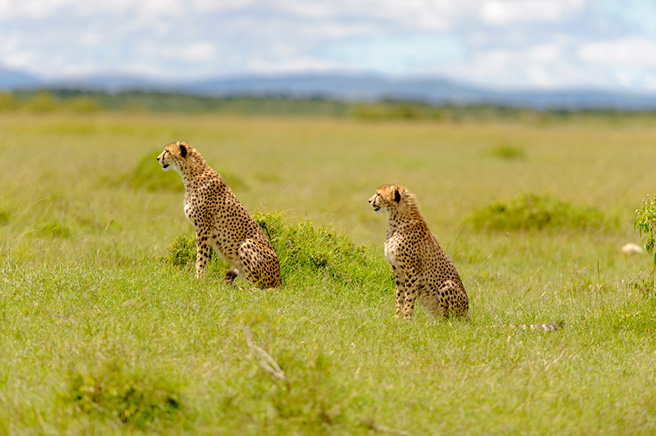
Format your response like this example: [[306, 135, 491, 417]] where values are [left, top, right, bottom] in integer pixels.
[[387, 203, 423, 225], [386, 205, 427, 237], [178, 161, 214, 191]]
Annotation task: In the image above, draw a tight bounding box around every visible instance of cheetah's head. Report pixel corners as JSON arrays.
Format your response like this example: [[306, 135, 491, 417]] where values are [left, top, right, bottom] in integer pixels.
[[157, 141, 193, 173], [368, 184, 407, 214]]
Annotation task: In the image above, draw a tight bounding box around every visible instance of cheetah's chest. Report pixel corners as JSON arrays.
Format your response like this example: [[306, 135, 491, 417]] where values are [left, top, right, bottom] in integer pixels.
[[183, 199, 197, 223], [183, 195, 204, 227], [384, 235, 402, 268]]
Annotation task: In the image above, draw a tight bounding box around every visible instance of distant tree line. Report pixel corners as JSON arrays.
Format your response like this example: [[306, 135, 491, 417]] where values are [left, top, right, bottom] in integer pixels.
[[0, 89, 654, 123]]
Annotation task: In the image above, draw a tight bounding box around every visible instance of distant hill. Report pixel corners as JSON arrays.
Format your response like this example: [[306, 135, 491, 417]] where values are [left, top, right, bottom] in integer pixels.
[[0, 68, 40, 89], [4, 68, 656, 110], [180, 73, 656, 110]]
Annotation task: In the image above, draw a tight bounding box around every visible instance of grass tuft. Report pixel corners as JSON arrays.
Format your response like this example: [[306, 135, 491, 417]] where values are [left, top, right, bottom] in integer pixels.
[[485, 143, 527, 160], [37, 221, 72, 238], [0, 210, 10, 226], [220, 333, 359, 434], [467, 193, 615, 231], [64, 361, 183, 431]]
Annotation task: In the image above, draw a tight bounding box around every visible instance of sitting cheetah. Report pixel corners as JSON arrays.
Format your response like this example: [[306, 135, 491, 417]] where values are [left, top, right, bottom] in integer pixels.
[[369, 184, 469, 319], [369, 184, 563, 331], [157, 141, 281, 288]]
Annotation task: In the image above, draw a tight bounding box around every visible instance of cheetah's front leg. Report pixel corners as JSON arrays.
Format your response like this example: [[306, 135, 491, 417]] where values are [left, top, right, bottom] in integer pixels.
[[195, 229, 211, 278], [392, 265, 405, 318], [402, 267, 420, 320]]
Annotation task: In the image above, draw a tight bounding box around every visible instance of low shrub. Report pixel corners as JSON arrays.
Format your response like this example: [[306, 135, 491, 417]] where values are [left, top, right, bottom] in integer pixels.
[[166, 233, 224, 276], [64, 361, 183, 431], [467, 193, 614, 232]]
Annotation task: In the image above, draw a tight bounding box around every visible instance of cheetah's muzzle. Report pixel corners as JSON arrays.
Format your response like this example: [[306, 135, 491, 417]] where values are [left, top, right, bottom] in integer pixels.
[[156, 156, 169, 169]]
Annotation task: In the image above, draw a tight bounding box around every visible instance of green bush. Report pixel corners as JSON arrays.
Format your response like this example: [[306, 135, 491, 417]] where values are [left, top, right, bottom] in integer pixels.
[[635, 194, 656, 265], [255, 212, 389, 289], [467, 194, 614, 232], [165, 211, 391, 290], [635, 194, 656, 293]]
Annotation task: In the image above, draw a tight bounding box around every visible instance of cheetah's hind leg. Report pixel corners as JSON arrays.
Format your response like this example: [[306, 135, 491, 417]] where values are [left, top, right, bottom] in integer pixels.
[[237, 239, 281, 289], [225, 269, 238, 285], [420, 280, 459, 319]]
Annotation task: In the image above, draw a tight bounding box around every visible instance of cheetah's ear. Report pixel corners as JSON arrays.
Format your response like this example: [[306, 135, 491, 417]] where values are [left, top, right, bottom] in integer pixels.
[[394, 188, 401, 203], [179, 143, 188, 158]]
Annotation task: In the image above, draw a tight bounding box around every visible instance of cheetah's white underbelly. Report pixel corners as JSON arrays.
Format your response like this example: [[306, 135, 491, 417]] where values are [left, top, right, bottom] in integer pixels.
[[183, 202, 192, 223]]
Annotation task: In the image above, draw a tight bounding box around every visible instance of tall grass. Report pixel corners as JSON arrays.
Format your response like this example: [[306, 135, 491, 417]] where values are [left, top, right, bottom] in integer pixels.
[[1, 112, 656, 434]]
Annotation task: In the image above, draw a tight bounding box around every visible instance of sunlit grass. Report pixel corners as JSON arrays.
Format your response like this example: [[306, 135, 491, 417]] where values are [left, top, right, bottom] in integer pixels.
[[1, 112, 656, 433]]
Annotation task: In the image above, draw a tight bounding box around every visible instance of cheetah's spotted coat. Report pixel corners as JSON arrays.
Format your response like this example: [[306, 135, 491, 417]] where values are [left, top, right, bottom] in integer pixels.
[[369, 184, 469, 319], [157, 141, 281, 288]]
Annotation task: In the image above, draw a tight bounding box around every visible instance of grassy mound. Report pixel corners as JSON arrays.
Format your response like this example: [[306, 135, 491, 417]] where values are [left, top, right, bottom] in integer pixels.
[[467, 193, 615, 232], [165, 211, 391, 290], [127, 149, 249, 192]]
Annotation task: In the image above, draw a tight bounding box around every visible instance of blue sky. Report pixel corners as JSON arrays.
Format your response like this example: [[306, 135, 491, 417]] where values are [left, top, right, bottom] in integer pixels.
[[1, 0, 656, 92]]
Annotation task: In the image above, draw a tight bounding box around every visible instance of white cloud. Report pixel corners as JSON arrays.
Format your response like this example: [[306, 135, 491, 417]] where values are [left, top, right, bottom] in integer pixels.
[[177, 42, 215, 62], [0, 0, 253, 18], [439, 44, 618, 91], [248, 57, 337, 75], [1, 0, 656, 92], [479, 0, 588, 25], [321, 34, 465, 75], [578, 37, 656, 68], [0, 0, 75, 19], [527, 44, 562, 63]]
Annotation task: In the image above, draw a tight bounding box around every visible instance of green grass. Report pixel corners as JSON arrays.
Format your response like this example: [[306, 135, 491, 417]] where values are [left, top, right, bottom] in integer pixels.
[[1, 112, 656, 434]]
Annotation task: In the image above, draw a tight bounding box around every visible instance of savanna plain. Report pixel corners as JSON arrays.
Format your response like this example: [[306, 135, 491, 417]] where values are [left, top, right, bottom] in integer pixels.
[[1, 111, 656, 435]]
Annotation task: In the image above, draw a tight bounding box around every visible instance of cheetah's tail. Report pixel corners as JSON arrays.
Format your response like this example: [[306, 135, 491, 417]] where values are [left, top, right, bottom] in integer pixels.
[[504, 320, 565, 332]]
